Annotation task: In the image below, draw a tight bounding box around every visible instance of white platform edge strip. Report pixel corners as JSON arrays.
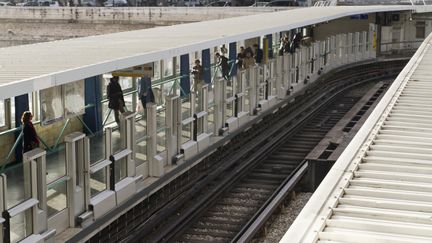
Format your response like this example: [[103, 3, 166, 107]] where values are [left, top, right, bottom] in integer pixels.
[[280, 32, 432, 243]]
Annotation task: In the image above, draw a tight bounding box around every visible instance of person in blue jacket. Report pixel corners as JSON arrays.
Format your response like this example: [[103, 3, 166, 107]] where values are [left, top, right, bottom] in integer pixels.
[[137, 75, 155, 114]]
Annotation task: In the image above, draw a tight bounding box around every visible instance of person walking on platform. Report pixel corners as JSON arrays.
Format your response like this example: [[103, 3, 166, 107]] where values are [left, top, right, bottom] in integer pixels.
[[253, 44, 263, 64], [216, 52, 229, 80], [137, 74, 155, 117], [22, 111, 39, 153], [279, 35, 290, 56], [107, 76, 125, 127], [191, 59, 203, 94]]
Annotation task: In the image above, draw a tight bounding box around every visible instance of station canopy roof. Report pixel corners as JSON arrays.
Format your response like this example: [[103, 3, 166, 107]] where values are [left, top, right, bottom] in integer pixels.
[[0, 5, 422, 100]]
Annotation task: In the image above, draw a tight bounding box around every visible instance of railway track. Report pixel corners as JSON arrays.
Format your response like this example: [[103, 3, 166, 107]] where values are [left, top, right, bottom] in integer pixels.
[[175, 91, 365, 243], [107, 60, 407, 243]]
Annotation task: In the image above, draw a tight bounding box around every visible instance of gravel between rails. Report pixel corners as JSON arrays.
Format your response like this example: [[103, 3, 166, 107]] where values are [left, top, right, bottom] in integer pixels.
[[252, 192, 313, 243]]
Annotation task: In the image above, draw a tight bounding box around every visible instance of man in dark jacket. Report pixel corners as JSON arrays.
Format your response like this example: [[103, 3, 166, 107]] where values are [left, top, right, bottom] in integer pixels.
[[191, 59, 203, 94], [253, 44, 263, 64], [107, 76, 125, 126], [216, 52, 229, 80]]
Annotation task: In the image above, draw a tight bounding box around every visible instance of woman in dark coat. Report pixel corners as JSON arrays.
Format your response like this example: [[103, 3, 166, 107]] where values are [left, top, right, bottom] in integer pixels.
[[107, 76, 125, 126], [22, 111, 39, 153]]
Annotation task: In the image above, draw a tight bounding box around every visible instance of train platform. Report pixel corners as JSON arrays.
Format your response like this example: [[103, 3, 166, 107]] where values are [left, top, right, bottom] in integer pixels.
[[0, 4, 432, 243], [282, 32, 432, 243]]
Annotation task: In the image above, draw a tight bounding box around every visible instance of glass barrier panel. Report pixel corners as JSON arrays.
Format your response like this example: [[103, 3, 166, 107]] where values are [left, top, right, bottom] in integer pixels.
[[181, 94, 192, 121], [226, 80, 234, 98], [226, 102, 234, 120], [162, 80, 175, 97], [46, 146, 66, 184], [11, 210, 30, 243], [124, 93, 134, 112], [182, 124, 192, 144], [135, 138, 147, 165], [114, 157, 127, 183], [102, 102, 115, 125], [207, 106, 215, 133], [119, 76, 133, 90], [90, 168, 107, 198], [5, 163, 29, 209], [89, 132, 106, 165], [47, 178, 67, 218], [156, 127, 167, 154], [258, 85, 266, 101], [136, 117, 147, 143], [112, 127, 126, 155], [156, 108, 166, 154], [0, 100, 5, 127]]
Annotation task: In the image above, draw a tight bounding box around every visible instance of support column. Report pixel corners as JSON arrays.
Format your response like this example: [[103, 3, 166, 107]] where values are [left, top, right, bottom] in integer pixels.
[[14, 94, 29, 162], [276, 55, 284, 99], [180, 54, 190, 97], [84, 76, 103, 134], [265, 34, 273, 60], [214, 78, 225, 136], [146, 103, 159, 176], [166, 95, 181, 165], [248, 66, 258, 115], [202, 49, 211, 84], [229, 42, 237, 77], [65, 132, 86, 227], [22, 148, 47, 235]]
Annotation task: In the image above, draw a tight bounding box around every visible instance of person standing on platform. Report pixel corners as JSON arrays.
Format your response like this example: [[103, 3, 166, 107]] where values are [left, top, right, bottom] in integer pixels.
[[243, 50, 256, 69], [215, 52, 229, 80], [107, 76, 125, 127], [253, 44, 263, 64], [191, 59, 203, 94], [22, 111, 39, 153], [137, 74, 155, 117], [236, 46, 245, 69]]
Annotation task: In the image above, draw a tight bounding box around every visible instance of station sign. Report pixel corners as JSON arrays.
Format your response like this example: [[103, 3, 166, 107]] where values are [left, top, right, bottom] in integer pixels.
[[112, 63, 154, 78]]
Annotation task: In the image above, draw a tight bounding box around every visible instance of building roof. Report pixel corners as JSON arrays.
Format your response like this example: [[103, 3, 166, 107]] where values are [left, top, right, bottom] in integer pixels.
[[0, 5, 423, 100]]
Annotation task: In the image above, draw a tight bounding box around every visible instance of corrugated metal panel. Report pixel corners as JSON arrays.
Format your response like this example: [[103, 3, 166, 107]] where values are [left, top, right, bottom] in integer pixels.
[[282, 32, 432, 243]]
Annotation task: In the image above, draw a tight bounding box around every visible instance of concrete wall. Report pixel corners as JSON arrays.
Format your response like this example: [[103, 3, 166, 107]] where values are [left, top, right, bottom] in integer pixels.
[[0, 20, 155, 47], [0, 6, 288, 24], [0, 6, 288, 47], [313, 15, 376, 41]]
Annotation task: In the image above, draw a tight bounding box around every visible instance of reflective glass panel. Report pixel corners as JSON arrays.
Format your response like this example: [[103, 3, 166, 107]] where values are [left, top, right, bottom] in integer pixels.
[[114, 157, 127, 183], [119, 76, 133, 90], [11, 210, 30, 243], [136, 139, 147, 165], [207, 106, 215, 133], [226, 102, 234, 120], [164, 58, 174, 77], [46, 146, 66, 184], [112, 127, 126, 154], [47, 179, 67, 218], [0, 100, 5, 127], [181, 94, 192, 120], [89, 132, 106, 165], [124, 93, 134, 112], [182, 123, 192, 144], [102, 102, 115, 126], [5, 163, 29, 209], [90, 168, 107, 198]]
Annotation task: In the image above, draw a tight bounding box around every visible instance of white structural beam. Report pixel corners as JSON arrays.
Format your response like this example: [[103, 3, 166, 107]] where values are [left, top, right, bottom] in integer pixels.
[[0, 5, 429, 100]]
